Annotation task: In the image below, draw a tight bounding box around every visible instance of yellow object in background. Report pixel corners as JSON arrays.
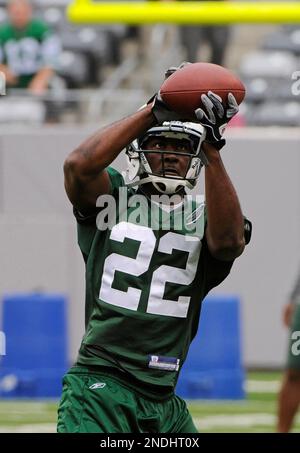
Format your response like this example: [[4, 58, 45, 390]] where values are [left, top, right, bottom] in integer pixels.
[[67, 1, 300, 25]]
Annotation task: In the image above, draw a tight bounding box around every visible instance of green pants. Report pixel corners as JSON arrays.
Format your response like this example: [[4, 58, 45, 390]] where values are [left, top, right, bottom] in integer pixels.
[[57, 366, 198, 433], [287, 304, 300, 369]]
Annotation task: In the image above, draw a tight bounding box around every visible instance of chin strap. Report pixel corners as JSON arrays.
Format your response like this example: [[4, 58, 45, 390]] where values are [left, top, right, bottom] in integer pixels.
[[126, 175, 154, 189], [126, 175, 193, 194]]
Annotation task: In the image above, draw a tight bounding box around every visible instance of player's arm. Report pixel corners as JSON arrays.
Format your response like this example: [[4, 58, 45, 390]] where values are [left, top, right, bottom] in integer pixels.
[[28, 67, 53, 95], [203, 142, 245, 261], [0, 63, 18, 85], [30, 29, 60, 94], [283, 303, 295, 328], [283, 271, 300, 327], [64, 105, 156, 211], [195, 92, 245, 260], [0, 43, 18, 85]]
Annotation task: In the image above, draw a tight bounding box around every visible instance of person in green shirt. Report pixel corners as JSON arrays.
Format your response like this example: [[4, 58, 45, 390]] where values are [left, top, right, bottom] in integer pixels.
[[277, 269, 300, 432], [0, 0, 60, 94], [57, 63, 251, 433]]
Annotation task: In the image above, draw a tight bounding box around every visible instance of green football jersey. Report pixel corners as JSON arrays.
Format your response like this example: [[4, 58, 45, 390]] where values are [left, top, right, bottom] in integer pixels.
[[75, 167, 234, 399], [0, 19, 58, 88]]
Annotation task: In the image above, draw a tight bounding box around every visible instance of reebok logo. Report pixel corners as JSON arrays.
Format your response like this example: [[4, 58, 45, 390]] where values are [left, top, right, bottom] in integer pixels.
[[89, 382, 106, 389]]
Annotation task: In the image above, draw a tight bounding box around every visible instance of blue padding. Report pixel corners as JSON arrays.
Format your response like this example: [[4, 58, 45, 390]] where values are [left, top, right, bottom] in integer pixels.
[[176, 295, 245, 399], [0, 293, 68, 398]]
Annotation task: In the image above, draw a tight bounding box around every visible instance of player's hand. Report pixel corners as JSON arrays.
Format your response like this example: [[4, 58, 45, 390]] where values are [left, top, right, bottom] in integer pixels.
[[195, 91, 239, 149], [164, 61, 192, 79], [2, 67, 18, 86], [149, 62, 192, 125], [150, 92, 184, 124]]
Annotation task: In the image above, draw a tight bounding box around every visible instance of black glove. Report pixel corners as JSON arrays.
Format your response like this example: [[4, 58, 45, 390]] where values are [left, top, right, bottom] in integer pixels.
[[150, 92, 183, 124], [195, 91, 239, 150], [164, 61, 192, 79], [150, 62, 192, 125]]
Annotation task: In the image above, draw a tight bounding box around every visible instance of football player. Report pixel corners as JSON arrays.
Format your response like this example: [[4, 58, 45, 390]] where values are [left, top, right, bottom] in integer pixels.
[[278, 269, 300, 432], [57, 65, 251, 433]]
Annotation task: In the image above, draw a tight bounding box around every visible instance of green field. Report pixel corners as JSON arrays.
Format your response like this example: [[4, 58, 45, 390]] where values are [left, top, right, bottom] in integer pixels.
[[0, 372, 299, 433]]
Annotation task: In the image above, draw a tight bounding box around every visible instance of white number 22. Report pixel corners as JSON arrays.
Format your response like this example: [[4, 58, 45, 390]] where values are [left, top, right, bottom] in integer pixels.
[[99, 222, 201, 318]]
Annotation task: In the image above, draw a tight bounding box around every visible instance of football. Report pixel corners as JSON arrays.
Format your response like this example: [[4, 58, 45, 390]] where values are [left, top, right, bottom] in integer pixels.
[[160, 62, 246, 120]]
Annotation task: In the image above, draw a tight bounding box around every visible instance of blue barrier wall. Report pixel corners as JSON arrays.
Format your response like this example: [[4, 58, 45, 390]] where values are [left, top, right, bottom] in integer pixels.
[[0, 293, 243, 399], [176, 295, 244, 399], [0, 293, 68, 398]]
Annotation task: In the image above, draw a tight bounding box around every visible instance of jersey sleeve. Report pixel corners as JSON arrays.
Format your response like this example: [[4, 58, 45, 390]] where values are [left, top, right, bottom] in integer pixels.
[[30, 20, 60, 69], [73, 167, 125, 259], [200, 237, 234, 294], [41, 33, 61, 69], [201, 215, 252, 294]]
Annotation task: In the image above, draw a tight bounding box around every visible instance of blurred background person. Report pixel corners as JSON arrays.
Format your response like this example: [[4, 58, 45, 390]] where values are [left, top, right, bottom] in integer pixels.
[[179, 0, 230, 65], [0, 0, 60, 95], [277, 268, 300, 432]]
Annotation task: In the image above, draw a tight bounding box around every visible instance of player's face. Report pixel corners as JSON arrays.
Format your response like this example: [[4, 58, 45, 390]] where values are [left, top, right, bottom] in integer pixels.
[[142, 137, 192, 178], [9, 0, 32, 29]]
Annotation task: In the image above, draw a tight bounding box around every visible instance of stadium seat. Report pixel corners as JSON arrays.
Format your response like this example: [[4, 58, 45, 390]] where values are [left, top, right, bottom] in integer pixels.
[[243, 77, 270, 103], [238, 103, 257, 125], [248, 101, 300, 126], [283, 24, 300, 33], [275, 78, 299, 101], [239, 51, 298, 78], [244, 77, 297, 104], [59, 27, 111, 85], [57, 51, 89, 88], [262, 30, 300, 56], [38, 7, 65, 31]]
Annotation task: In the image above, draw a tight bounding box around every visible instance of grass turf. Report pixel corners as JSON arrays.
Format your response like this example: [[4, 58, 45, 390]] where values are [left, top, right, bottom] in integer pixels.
[[0, 371, 299, 433]]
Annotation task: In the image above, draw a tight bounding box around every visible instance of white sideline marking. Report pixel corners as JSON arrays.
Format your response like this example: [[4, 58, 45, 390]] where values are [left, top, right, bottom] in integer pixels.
[[246, 380, 280, 393], [0, 418, 274, 432], [0, 414, 299, 432], [195, 413, 275, 429], [0, 423, 56, 433], [195, 413, 300, 429]]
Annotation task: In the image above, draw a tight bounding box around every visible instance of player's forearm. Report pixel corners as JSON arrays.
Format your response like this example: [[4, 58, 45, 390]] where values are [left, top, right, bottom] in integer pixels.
[[0, 64, 18, 85], [65, 105, 155, 179], [29, 67, 53, 91], [0, 64, 10, 76], [204, 144, 245, 260]]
